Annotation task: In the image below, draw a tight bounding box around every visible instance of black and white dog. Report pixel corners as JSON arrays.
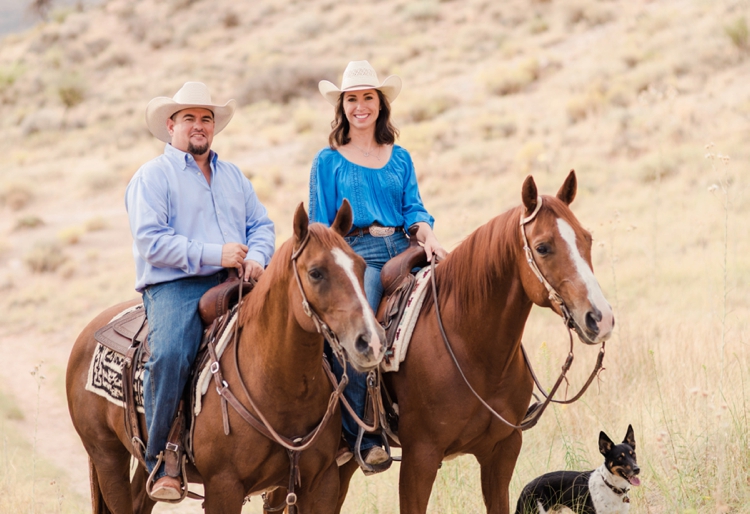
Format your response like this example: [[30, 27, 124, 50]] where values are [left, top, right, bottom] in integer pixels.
[[515, 425, 640, 514]]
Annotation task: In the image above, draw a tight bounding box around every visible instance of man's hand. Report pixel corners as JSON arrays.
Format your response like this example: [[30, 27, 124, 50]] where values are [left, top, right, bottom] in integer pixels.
[[243, 259, 264, 281], [221, 243, 248, 270]]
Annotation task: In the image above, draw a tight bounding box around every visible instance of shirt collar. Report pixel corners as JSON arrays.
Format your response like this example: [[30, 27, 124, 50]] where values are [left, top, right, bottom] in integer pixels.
[[164, 143, 219, 170]]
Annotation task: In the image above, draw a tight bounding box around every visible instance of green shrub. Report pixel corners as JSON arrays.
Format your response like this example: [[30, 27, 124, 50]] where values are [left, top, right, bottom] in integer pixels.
[[725, 17, 749, 52]]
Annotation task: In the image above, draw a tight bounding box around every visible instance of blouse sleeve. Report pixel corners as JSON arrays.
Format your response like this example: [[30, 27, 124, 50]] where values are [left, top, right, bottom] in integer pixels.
[[308, 150, 338, 226], [400, 150, 435, 230]]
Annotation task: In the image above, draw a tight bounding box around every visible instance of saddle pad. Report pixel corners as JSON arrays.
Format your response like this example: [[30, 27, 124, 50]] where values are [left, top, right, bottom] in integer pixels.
[[381, 266, 432, 373], [85, 305, 238, 417]]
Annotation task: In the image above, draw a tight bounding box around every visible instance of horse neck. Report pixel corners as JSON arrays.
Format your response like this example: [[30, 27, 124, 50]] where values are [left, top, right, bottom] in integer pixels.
[[434, 207, 533, 360], [238, 273, 326, 398]]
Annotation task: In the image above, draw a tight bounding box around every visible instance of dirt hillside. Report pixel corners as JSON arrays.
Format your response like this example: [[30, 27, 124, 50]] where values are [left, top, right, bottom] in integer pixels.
[[0, 0, 748, 512]]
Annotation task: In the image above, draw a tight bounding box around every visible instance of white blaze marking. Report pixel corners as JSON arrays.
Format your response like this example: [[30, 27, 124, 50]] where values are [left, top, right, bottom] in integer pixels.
[[331, 248, 382, 356], [556, 219, 609, 312]]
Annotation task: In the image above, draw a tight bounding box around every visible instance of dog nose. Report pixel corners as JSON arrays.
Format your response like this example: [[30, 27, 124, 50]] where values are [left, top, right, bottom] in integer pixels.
[[633, 465, 640, 475], [585, 308, 602, 335]]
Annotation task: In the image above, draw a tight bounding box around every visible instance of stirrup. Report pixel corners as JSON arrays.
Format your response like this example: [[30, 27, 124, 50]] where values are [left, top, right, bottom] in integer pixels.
[[145, 452, 189, 504], [354, 426, 392, 476]]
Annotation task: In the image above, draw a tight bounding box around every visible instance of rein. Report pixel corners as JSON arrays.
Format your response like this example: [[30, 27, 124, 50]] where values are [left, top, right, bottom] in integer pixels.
[[429, 196, 605, 431], [206, 230, 352, 513]]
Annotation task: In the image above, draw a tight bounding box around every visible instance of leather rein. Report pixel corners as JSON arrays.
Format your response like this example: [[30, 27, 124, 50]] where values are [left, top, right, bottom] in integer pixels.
[[206, 230, 351, 511], [430, 196, 606, 431]]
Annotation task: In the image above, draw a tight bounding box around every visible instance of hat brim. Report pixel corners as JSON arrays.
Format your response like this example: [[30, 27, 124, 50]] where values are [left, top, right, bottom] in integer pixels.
[[146, 97, 236, 143], [319, 75, 402, 106]]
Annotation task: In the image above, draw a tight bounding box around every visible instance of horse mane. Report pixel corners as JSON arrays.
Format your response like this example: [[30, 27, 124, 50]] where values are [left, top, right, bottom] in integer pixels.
[[239, 223, 344, 327], [427, 204, 524, 315]]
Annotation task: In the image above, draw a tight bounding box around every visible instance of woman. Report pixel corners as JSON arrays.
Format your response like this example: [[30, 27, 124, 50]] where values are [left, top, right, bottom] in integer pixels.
[[309, 60, 447, 474]]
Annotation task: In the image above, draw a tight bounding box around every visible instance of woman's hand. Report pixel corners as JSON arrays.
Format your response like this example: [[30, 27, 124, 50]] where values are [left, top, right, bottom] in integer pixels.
[[413, 222, 448, 262]]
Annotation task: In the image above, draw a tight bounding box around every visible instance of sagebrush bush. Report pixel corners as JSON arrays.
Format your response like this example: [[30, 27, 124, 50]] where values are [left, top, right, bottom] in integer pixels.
[[24, 242, 67, 273], [0, 182, 34, 210], [239, 64, 338, 105]]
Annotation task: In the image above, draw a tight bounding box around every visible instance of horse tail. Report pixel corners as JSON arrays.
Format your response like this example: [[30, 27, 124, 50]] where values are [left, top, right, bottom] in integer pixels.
[[88, 458, 112, 514]]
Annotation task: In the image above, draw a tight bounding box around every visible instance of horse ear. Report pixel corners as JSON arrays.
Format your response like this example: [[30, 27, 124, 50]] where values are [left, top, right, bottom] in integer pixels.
[[331, 199, 353, 237], [599, 431, 614, 456], [556, 169, 577, 205], [521, 175, 538, 215], [623, 424, 636, 450], [293, 202, 309, 244]]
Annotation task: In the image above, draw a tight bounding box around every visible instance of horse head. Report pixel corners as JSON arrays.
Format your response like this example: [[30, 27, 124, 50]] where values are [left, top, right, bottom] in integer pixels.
[[290, 199, 386, 371], [518, 171, 614, 345]]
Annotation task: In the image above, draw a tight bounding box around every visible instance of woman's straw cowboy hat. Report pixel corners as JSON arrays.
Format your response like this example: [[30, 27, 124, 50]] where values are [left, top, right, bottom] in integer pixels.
[[146, 82, 236, 143], [319, 60, 402, 106]]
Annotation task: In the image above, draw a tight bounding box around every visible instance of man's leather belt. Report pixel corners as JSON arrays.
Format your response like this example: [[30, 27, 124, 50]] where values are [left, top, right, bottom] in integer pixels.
[[347, 225, 397, 238]]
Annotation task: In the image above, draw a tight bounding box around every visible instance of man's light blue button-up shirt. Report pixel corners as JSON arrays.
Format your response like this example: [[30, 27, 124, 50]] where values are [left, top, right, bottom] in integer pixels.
[[125, 144, 275, 292]]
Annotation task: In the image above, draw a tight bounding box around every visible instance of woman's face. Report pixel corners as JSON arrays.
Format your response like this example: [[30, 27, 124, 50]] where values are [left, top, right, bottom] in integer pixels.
[[342, 89, 380, 133]]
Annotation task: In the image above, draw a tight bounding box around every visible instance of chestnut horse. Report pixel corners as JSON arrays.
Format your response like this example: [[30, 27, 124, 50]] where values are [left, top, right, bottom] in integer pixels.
[[66, 201, 386, 514], [337, 171, 615, 513]]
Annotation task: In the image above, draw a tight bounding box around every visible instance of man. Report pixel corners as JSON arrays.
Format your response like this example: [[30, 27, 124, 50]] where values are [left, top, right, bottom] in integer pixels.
[[125, 82, 275, 500]]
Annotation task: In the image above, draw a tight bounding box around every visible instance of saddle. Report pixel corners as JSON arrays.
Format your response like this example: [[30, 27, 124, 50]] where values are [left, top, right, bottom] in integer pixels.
[[375, 233, 429, 362], [92, 274, 251, 491]]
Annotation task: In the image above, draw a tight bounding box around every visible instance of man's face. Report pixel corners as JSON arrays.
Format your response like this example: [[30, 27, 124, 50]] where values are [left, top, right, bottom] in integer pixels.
[[167, 107, 215, 156]]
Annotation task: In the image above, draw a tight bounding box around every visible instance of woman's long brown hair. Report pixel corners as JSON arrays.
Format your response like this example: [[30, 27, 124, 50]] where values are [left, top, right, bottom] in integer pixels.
[[328, 89, 399, 149]]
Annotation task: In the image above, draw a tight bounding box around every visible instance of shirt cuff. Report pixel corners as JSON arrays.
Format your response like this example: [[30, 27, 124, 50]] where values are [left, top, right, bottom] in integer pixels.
[[201, 243, 224, 267], [246, 250, 267, 268]]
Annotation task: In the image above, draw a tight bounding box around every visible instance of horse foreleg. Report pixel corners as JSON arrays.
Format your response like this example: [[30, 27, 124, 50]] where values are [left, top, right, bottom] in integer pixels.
[[399, 443, 443, 514], [334, 458, 359, 513], [130, 463, 156, 514], [203, 472, 246, 514], [478, 431, 523, 514]]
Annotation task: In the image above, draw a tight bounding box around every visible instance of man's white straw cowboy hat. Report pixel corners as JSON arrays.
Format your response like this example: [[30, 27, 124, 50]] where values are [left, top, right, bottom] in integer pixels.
[[146, 82, 236, 143], [319, 60, 402, 106]]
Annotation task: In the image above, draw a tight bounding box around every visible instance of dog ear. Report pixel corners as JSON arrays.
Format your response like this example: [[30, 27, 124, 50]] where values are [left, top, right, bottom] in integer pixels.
[[599, 431, 614, 456], [623, 424, 636, 451]]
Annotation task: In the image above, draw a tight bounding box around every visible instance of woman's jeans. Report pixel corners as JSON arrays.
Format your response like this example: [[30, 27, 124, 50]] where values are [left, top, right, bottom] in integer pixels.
[[142, 270, 227, 478], [330, 230, 410, 453]]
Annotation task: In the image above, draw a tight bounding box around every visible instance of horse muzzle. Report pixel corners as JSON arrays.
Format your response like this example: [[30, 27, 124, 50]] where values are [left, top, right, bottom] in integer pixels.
[[345, 325, 386, 372], [571, 304, 615, 345]]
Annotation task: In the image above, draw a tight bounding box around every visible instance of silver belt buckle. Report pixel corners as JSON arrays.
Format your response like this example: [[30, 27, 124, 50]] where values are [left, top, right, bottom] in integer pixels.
[[368, 226, 396, 237]]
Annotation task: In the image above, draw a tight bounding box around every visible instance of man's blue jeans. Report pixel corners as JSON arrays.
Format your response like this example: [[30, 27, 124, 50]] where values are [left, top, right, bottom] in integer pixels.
[[330, 230, 410, 453], [142, 271, 226, 478]]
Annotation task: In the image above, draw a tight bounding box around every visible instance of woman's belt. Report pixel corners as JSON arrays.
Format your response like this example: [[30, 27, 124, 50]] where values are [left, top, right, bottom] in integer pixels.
[[347, 225, 397, 237]]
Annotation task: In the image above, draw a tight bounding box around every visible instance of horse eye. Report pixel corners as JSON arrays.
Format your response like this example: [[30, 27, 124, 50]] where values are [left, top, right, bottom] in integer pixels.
[[535, 244, 550, 256], [308, 269, 324, 281]]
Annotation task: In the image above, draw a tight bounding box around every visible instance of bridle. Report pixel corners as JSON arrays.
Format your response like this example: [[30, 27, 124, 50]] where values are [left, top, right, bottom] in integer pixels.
[[291, 230, 350, 371], [430, 196, 606, 431], [520, 196, 575, 329], [206, 229, 352, 513]]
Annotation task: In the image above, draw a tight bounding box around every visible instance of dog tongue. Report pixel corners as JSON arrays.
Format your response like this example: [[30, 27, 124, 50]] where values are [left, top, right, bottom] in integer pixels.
[[628, 476, 641, 486]]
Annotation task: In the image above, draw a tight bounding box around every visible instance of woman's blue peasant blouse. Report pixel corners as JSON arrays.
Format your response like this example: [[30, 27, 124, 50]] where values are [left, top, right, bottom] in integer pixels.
[[308, 145, 435, 230]]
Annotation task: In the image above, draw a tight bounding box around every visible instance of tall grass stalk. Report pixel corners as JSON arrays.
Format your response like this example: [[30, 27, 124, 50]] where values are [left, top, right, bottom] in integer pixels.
[[30, 362, 44, 514], [706, 144, 731, 391]]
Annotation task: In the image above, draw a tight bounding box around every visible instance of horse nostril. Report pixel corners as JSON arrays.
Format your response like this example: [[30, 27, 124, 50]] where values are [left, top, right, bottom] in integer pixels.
[[585, 311, 601, 334], [355, 336, 369, 354]]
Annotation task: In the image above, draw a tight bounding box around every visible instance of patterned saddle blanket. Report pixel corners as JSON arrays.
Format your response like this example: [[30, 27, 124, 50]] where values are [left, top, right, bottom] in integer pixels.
[[380, 266, 433, 373], [85, 303, 237, 416]]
